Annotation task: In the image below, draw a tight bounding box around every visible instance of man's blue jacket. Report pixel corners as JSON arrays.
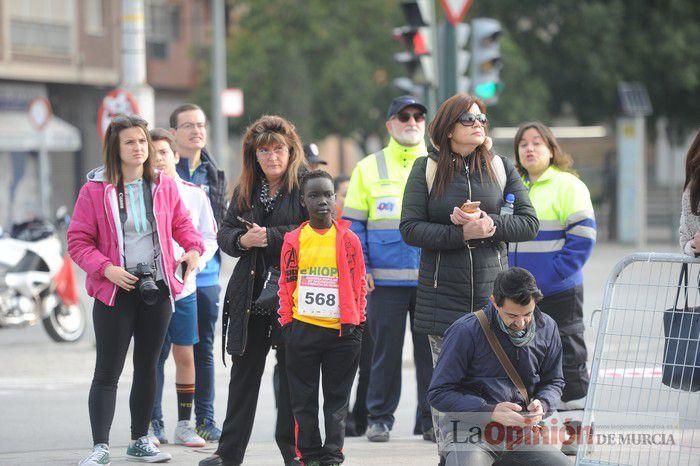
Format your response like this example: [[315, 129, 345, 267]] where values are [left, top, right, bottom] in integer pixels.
[[428, 302, 564, 415]]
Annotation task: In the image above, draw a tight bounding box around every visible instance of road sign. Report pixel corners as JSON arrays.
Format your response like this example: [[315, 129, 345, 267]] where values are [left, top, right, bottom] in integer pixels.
[[97, 89, 140, 138], [440, 0, 474, 25], [221, 88, 244, 117], [27, 96, 52, 131]]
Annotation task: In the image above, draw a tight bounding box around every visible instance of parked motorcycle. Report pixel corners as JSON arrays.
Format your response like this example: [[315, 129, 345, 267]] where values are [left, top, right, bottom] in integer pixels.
[[0, 207, 86, 342]]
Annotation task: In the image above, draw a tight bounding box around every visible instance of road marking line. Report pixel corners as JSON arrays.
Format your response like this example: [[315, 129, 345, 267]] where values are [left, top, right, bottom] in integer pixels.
[[599, 367, 663, 378]]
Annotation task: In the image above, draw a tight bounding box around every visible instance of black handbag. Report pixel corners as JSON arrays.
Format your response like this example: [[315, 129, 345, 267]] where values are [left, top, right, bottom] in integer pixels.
[[252, 267, 281, 315], [662, 263, 700, 392]]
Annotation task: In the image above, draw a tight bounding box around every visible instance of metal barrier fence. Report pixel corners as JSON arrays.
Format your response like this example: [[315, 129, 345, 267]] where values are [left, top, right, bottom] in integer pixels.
[[576, 253, 700, 466]]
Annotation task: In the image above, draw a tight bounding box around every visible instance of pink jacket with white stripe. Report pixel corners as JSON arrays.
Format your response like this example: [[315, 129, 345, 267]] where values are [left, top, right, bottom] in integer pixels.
[[67, 167, 204, 307]]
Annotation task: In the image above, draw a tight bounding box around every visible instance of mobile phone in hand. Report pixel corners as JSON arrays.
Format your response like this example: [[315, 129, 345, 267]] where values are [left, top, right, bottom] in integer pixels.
[[174, 262, 188, 283], [460, 201, 481, 213], [236, 215, 255, 228]]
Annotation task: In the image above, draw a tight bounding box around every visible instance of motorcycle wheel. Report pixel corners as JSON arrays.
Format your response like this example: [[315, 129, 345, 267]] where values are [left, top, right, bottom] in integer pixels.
[[42, 297, 86, 343]]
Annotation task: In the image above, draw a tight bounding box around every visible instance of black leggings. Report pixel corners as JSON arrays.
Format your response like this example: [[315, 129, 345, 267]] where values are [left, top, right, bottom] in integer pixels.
[[538, 285, 589, 402], [89, 281, 171, 445]]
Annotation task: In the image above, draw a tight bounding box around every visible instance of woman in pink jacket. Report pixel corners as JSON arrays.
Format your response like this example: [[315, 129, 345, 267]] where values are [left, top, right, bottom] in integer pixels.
[[68, 114, 204, 466]]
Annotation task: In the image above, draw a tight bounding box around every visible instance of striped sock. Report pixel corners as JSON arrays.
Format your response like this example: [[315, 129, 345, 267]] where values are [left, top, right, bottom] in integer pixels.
[[176, 383, 195, 421]]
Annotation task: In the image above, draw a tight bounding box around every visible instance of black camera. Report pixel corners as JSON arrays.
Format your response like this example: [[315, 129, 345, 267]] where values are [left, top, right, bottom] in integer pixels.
[[130, 262, 159, 305]]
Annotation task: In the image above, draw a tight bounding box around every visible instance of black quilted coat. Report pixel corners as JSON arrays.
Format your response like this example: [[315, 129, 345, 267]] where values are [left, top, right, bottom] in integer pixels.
[[400, 150, 539, 336], [218, 181, 306, 357]]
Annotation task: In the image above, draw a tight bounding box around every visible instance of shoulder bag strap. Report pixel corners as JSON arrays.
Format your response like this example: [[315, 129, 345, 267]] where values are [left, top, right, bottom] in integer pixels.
[[475, 309, 530, 405], [673, 263, 690, 310]]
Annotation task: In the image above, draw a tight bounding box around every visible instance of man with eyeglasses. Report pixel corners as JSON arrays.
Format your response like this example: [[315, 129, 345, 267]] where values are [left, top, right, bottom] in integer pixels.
[[149, 103, 227, 444], [343, 95, 434, 443]]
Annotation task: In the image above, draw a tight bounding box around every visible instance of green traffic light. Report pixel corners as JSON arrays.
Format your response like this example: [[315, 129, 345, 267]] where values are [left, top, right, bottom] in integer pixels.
[[474, 82, 500, 99]]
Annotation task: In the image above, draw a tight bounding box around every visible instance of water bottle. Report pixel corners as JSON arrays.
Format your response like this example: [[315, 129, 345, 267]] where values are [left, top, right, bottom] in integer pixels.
[[499, 193, 515, 216]]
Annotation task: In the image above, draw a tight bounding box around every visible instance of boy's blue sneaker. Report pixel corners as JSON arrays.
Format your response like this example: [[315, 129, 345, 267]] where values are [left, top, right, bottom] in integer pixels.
[[148, 419, 168, 446], [125, 436, 172, 463], [196, 419, 221, 442]]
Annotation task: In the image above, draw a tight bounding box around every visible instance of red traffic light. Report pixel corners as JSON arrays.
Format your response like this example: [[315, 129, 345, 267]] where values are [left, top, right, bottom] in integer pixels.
[[393, 27, 429, 56]]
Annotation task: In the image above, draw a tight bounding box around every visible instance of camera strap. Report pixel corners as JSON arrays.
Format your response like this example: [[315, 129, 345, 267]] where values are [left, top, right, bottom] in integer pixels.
[[117, 178, 158, 267]]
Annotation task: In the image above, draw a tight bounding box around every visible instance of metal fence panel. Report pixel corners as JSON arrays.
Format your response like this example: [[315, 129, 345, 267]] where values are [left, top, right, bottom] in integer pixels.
[[576, 253, 700, 466]]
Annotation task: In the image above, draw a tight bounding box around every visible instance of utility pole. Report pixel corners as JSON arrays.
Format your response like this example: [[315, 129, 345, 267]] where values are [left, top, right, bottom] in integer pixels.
[[121, 0, 154, 125], [617, 82, 652, 247], [211, 0, 229, 171]]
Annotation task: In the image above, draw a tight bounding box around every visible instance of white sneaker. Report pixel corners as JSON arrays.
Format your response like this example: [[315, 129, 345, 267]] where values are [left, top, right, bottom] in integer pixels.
[[559, 396, 586, 411], [126, 436, 172, 463], [78, 443, 110, 465], [146, 433, 160, 448], [173, 420, 206, 447]]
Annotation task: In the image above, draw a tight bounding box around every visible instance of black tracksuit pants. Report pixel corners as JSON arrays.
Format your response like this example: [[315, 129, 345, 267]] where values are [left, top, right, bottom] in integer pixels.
[[349, 322, 373, 430], [216, 314, 296, 464], [89, 281, 172, 445], [538, 285, 590, 402], [285, 319, 362, 464]]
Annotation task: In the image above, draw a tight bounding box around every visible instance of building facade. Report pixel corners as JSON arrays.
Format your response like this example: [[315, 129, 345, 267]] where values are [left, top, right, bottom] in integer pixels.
[[0, 0, 210, 228]]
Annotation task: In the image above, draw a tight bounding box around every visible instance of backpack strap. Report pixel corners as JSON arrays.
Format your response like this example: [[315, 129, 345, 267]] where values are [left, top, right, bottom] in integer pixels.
[[491, 154, 507, 193], [425, 157, 437, 195], [475, 309, 530, 405]]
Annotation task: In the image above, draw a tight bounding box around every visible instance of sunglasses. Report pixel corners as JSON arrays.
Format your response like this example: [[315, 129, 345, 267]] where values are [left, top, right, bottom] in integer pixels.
[[395, 111, 426, 123], [457, 112, 488, 127]]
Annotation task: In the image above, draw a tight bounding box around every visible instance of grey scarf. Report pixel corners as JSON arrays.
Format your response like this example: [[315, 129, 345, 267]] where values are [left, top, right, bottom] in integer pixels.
[[496, 313, 536, 347]]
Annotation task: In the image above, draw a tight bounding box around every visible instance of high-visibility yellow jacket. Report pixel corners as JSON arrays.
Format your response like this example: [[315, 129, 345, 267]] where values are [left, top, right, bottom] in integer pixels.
[[342, 137, 426, 286], [508, 166, 596, 296]]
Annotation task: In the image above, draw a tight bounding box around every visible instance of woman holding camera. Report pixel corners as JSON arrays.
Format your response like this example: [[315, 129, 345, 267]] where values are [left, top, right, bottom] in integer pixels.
[[200, 115, 307, 466], [68, 115, 204, 466]]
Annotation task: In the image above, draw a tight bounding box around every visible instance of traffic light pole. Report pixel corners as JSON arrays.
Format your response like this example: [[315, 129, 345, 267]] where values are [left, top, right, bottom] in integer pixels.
[[426, 0, 440, 116], [439, 22, 456, 103]]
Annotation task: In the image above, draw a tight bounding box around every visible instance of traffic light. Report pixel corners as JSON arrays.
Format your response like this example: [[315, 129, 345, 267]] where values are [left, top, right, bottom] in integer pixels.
[[392, 0, 435, 95], [454, 22, 470, 92], [470, 18, 502, 104]]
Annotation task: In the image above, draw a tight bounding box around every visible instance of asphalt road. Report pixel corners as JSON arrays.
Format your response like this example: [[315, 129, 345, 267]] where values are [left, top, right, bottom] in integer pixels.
[[0, 242, 680, 465]]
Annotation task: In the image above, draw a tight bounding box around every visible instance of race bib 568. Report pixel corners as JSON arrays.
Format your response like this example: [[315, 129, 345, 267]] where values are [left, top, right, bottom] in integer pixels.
[[298, 274, 339, 318]]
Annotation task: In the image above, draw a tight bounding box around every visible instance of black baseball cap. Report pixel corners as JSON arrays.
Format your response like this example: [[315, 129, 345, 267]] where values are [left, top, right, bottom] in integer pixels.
[[303, 143, 327, 165], [386, 95, 428, 119]]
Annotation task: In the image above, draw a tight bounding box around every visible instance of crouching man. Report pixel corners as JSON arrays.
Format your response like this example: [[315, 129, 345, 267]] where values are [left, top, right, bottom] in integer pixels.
[[427, 267, 571, 466]]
